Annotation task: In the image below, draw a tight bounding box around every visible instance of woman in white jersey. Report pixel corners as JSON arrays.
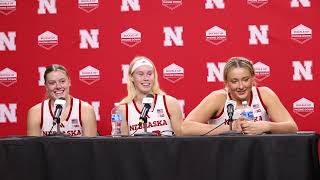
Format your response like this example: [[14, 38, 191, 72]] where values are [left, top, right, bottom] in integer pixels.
[[119, 56, 183, 136], [27, 64, 97, 136], [182, 57, 298, 135]]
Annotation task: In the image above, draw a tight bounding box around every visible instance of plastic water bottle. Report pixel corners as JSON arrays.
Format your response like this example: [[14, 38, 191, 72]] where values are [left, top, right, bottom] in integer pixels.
[[240, 101, 254, 121], [111, 103, 122, 136]]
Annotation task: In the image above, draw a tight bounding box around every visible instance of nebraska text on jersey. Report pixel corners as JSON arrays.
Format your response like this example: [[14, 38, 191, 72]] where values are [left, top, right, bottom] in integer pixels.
[[130, 119, 168, 131]]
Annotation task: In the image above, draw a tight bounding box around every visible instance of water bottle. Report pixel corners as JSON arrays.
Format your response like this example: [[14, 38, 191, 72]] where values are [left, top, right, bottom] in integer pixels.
[[111, 103, 122, 136], [240, 101, 254, 121]]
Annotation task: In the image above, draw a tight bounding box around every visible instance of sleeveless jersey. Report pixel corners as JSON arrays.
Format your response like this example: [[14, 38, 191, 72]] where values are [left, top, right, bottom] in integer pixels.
[[209, 86, 269, 125], [126, 94, 173, 135], [41, 97, 83, 136]]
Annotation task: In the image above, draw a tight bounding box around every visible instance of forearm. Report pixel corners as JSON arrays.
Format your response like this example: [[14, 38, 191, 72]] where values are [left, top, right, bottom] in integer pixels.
[[27, 128, 41, 136], [181, 120, 231, 136], [83, 127, 97, 137], [82, 121, 97, 137], [267, 121, 298, 134], [27, 121, 41, 136]]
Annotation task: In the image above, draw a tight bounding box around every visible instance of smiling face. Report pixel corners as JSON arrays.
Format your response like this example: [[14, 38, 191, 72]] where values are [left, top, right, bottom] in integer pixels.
[[225, 67, 254, 102], [131, 65, 154, 95], [45, 70, 71, 100]]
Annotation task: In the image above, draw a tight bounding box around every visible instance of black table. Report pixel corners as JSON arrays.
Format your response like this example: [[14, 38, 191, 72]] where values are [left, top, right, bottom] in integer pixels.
[[0, 133, 319, 180]]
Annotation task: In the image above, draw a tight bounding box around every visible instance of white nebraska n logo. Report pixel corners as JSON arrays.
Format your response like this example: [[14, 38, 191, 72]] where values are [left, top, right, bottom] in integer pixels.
[[290, 0, 311, 7], [207, 62, 226, 82], [38, 0, 57, 14], [0, 32, 16, 51], [122, 64, 129, 84], [248, 25, 269, 45], [121, 0, 140, 11], [38, 66, 46, 86], [163, 26, 184, 46], [79, 29, 99, 49], [0, 104, 17, 123], [205, 0, 225, 9], [91, 101, 100, 121], [292, 61, 313, 80]]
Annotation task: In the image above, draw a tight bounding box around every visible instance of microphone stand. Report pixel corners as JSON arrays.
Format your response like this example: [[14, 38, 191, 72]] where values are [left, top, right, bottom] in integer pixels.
[[55, 117, 62, 135], [48, 117, 69, 136], [219, 117, 243, 136], [134, 117, 158, 136]]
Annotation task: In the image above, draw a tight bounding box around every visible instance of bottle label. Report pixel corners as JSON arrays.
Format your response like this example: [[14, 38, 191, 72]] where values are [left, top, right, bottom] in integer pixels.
[[241, 111, 254, 120], [111, 114, 122, 122]]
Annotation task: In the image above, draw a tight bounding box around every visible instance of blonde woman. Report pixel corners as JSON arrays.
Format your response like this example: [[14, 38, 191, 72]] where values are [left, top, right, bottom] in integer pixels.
[[182, 57, 298, 135], [119, 56, 183, 136]]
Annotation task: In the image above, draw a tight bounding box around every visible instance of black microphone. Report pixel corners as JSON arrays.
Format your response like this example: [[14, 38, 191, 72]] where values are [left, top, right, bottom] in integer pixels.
[[138, 94, 154, 125], [132, 94, 157, 136], [53, 98, 66, 122], [227, 103, 235, 120], [201, 100, 237, 136], [226, 100, 236, 131]]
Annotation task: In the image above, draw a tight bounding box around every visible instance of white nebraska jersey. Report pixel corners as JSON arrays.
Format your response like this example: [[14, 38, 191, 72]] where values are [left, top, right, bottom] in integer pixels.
[[209, 86, 269, 125], [41, 97, 83, 136], [126, 94, 173, 135]]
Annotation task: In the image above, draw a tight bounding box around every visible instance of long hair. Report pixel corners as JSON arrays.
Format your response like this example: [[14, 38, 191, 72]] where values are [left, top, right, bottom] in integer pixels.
[[120, 56, 165, 104]]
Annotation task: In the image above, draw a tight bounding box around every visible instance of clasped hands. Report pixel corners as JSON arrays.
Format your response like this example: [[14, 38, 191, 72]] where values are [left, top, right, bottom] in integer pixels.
[[232, 117, 270, 135]]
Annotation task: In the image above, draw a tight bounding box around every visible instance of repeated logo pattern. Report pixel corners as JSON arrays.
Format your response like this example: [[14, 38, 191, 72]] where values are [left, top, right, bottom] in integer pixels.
[[0, 0, 318, 135]]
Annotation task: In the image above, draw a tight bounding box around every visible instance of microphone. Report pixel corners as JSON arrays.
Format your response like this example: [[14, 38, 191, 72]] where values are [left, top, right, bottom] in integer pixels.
[[225, 100, 236, 131], [138, 94, 154, 125], [132, 94, 158, 136], [201, 100, 242, 136], [226, 101, 235, 120], [53, 98, 66, 121]]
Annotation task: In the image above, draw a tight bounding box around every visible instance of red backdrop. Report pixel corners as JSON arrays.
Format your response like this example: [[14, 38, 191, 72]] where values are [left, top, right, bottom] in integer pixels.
[[0, 0, 319, 136]]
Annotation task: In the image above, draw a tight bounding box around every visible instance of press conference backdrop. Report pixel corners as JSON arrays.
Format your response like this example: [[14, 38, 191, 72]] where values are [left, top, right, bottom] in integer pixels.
[[0, 0, 319, 136]]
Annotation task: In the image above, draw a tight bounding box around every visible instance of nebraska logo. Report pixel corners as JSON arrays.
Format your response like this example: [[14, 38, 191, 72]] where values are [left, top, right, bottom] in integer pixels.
[[163, 63, 184, 83], [38, 31, 58, 50], [0, 0, 16, 15], [79, 66, 100, 85], [293, 98, 314, 117], [78, 0, 99, 13], [162, 0, 182, 10], [0, 68, 17, 87], [0, 103, 17, 123], [247, 0, 268, 8], [121, 28, 141, 47], [291, 24, 312, 44], [253, 61, 270, 81], [206, 26, 227, 45]]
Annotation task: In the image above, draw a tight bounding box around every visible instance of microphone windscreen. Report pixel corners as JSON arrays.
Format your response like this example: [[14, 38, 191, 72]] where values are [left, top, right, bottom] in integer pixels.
[[224, 100, 236, 119], [54, 98, 67, 112], [142, 94, 154, 105]]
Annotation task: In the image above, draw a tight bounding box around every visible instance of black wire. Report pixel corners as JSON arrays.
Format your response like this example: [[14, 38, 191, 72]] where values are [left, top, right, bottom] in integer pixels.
[[200, 120, 227, 136], [130, 127, 139, 136]]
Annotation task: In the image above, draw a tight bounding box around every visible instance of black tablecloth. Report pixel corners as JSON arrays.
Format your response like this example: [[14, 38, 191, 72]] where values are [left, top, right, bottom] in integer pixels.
[[0, 133, 319, 180]]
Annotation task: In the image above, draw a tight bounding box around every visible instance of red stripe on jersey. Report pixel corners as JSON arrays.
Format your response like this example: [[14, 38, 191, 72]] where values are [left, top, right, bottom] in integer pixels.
[[49, 99, 54, 118], [163, 95, 171, 120], [256, 87, 268, 115], [65, 98, 73, 122], [125, 103, 128, 122], [79, 100, 82, 126], [40, 101, 44, 129]]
